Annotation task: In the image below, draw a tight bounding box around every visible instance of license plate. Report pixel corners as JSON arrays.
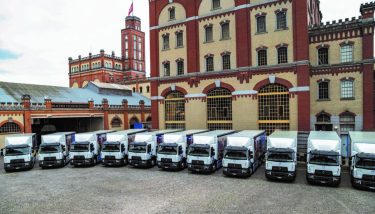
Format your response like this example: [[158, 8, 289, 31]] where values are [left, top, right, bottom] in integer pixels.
[[277, 177, 282, 179], [232, 173, 237, 176], [135, 164, 138, 166], [77, 163, 81, 165], [48, 165, 52, 167], [320, 181, 326, 184], [108, 163, 112, 165], [15, 167, 20, 169]]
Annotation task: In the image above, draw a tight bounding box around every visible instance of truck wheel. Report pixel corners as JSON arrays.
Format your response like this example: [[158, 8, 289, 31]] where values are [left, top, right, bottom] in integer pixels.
[[151, 159, 155, 166], [124, 157, 128, 166], [181, 161, 186, 170], [93, 157, 97, 166], [212, 163, 217, 172], [61, 159, 66, 167]]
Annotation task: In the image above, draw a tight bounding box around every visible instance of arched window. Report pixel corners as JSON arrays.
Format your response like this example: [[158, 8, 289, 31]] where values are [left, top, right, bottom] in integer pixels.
[[129, 117, 140, 129], [315, 111, 332, 131], [146, 86, 150, 93], [340, 112, 355, 133], [207, 88, 232, 130], [258, 84, 289, 134], [317, 112, 331, 123], [0, 122, 21, 134], [133, 87, 136, 93], [164, 91, 185, 129], [111, 117, 122, 128], [140, 87, 143, 93]]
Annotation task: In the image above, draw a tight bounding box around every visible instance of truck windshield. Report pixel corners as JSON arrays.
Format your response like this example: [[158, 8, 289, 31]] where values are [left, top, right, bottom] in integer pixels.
[[129, 144, 146, 153], [309, 154, 339, 166], [5, 146, 30, 156], [102, 143, 120, 152], [40, 144, 61, 154], [355, 157, 375, 170], [71, 143, 89, 152], [158, 145, 177, 155], [267, 152, 293, 162], [188, 147, 209, 157], [224, 150, 247, 160]]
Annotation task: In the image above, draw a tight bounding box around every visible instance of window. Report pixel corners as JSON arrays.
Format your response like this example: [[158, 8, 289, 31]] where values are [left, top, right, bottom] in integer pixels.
[[177, 60, 184, 75], [222, 54, 231, 70], [163, 62, 170, 76], [0, 122, 21, 134], [258, 49, 267, 66], [341, 79, 354, 99], [317, 112, 331, 123], [165, 91, 185, 129], [318, 81, 329, 100], [169, 8, 175, 20], [257, 16, 266, 33], [111, 117, 122, 128], [212, 0, 221, 10], [206, 56, 214, 72], [140, 87, 143, 93], [340, 112, 355, 132], [341, 45, 353, 63], [221, 23, 230, 40], [176, 32, 183, 48], [277, 47, 288, 64], [318, 48, 329, 65], [132, 87, 136, 93], [163, 35, 170, 50], [146, 86, 150, 93], [139, 63, 143, 71], [276, 11, 287, 30], [207, 88, 233, 130], [205, 26, 213, 42]]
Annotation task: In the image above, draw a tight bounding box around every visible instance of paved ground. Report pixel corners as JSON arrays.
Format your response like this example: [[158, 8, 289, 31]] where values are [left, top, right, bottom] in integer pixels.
[[0, 157, 373, 214]]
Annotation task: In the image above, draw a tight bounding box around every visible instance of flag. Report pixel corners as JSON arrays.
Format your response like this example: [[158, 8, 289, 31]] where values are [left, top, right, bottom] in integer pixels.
[[128, 2, 133, 16]]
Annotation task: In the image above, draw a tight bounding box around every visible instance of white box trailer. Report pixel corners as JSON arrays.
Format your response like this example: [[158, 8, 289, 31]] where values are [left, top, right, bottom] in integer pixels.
[[70, 130, 115, 167], [101, 129, 147, 166], [38, 132, 75, 168], [157, 130, 208, 170], [187, 130, 235, 173], [223, 130, 267, 177], [265, 131, 298, 181], [306, 131, 342, 186], [349, 131, 375, 190], [4, 134, 37, 172], [128, 129, 182, 168]]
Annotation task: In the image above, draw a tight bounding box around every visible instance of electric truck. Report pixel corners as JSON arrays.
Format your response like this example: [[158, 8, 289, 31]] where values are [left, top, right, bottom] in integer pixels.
[[70, 130, 114, 167], [157, 130, 207, 170], [128, 130, 181, 168], [306, 131, 342, 186], [223, 130, 267, 177], [101, 129, 147, 166], [349, 131, 375, 190], [187, 130, 235, 173], [38, 132, 75, 168], [265, 131, 298, 181], [4, 134, 37, 172]]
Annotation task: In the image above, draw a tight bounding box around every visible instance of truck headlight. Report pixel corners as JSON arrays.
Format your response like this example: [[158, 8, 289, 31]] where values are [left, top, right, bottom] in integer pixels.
[[25, 162, 30, 166]]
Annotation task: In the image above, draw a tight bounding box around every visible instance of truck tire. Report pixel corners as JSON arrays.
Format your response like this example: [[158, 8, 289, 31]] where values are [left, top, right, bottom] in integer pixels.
[[92, 157, 97, 166], [181, 161, 186, 170], [212, 162, 217, 172], [61, 158, 66, 167], [124, 157, 128, 166], [151, 159, 156, 166]]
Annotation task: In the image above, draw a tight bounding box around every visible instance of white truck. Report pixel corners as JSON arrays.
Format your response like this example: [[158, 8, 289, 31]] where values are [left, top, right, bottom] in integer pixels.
[[3, 134, 37, 172], [306, 131, 342, 186], [265, 131, 298, 181], [70, 130, 114, 167], [349, 131, 375, 190], [38, 132, 75, 168], [187, 130, 235, 173], [128, 130, 181, 168], [157, 130, 207, 170], [101, 129, 147, 166], [223, 130, 267, 177]]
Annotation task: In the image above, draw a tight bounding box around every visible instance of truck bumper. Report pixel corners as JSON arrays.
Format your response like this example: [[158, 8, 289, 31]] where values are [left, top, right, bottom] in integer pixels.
[[157, 161, 180, 170], [188, 163, 213, 173], [129, 159, 151, 167], [265, 170, 296, 181], [223, 167, 250, 177], [4, 161, 32, 171], [306, 173, 341, 186], [102, 159, 124, 166], [39, 160, 63, 168], [71, 158, 93, 166], [352, 178, 375, 190]]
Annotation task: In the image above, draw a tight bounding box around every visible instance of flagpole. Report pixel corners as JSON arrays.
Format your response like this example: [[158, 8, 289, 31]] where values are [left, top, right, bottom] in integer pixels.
[[132, 0, 134, 16]]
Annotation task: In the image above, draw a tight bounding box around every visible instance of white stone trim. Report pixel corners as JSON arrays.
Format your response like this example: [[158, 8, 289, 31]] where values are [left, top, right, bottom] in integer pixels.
[[151, 96, 165, 100], [289, 86, 310, 92], [185, 93, 207, 98], [232, 90, 257, 95]]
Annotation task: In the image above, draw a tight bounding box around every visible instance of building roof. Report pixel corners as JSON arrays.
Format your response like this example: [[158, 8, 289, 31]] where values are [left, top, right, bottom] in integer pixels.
[[88, 81, 132, 91], [0, 81, 150, 106]]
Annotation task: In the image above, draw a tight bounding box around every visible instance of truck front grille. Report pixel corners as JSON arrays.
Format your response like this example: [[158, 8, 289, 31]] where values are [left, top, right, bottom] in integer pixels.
[[105, 156, 116, 160], [363, 174, 375, 181], [161, 158, 172, 163], [272, 166, 288, 172], [132, 156, 142, 161], [10, 159, 24, 164], [192, 160, 204, 165], [228, 163, 242, 169], [44, 157, 56, 161], [74, 155, 85, 160], [315, 170, 332, 177]]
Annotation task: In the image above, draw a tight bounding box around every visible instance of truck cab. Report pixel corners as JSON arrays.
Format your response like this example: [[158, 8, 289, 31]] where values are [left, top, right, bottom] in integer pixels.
[[187, 130, 235, 173], [4, 134, 37, 172], [38, 132, 75, 168], [223, 130, 266, 177], [128, 130, 181, 168], [101, 129, 147, 166], [265, 131, 298, 181], [306, 131, 342, 186], [70, 130, 114, 167], [157, 130, 207, 170], [349, 131, 375, 190]]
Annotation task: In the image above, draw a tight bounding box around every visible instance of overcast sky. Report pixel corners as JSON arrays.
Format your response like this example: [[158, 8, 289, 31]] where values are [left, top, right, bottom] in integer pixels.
[[0, 0, 370, 87]]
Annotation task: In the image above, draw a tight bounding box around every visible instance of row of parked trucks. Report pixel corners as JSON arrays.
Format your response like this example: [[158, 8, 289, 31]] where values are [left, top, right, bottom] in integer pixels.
[[2, 130, 375, 190]]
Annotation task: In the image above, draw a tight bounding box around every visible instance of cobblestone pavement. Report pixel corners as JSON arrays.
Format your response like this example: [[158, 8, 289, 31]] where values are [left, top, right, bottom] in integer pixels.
[[0, 157, 374, 214]]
